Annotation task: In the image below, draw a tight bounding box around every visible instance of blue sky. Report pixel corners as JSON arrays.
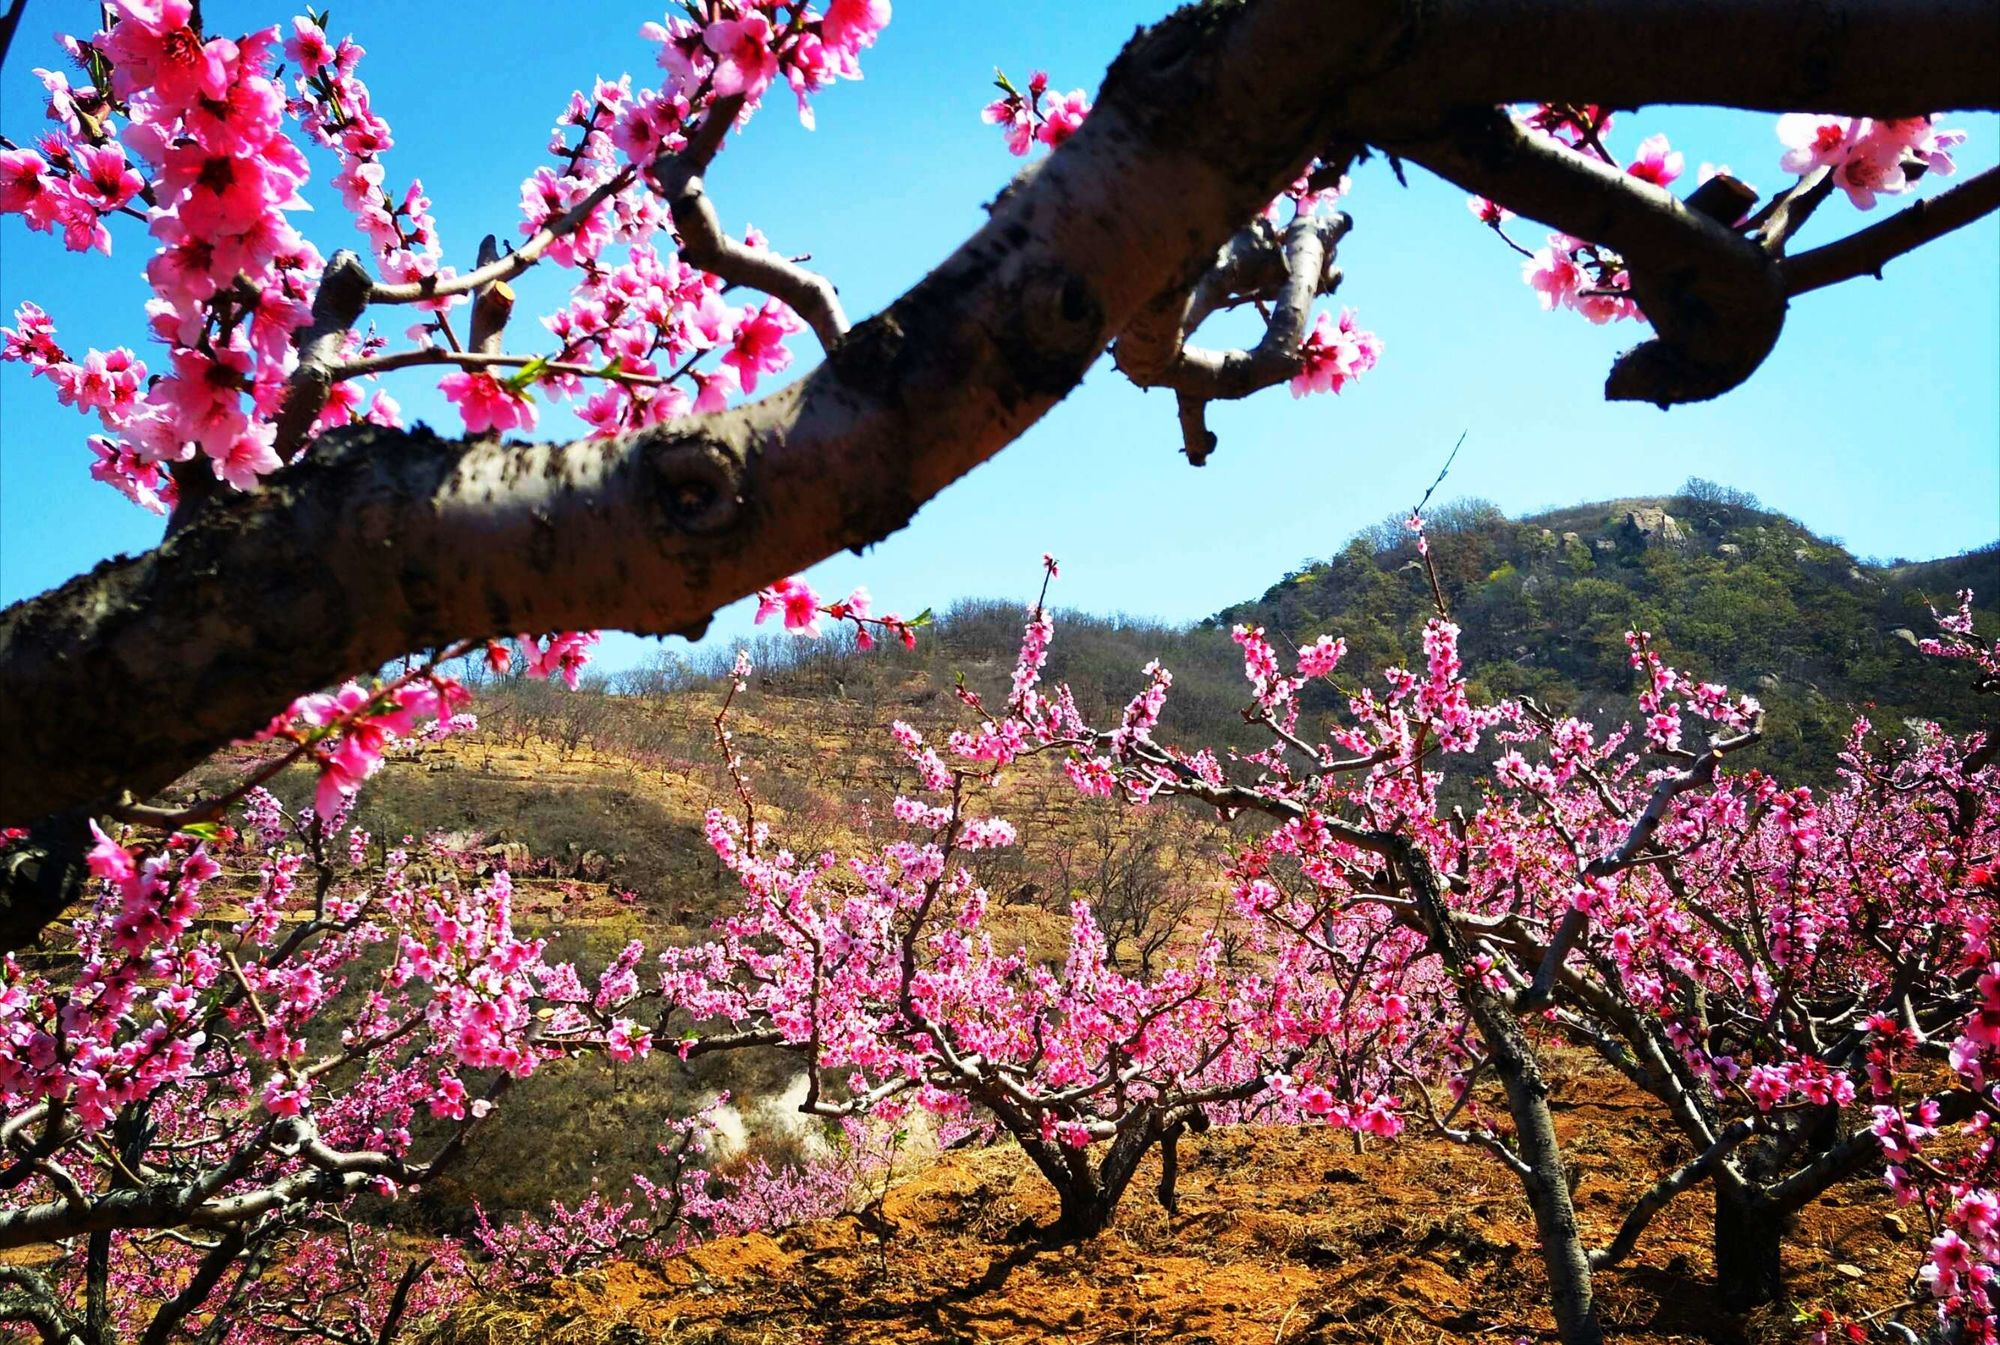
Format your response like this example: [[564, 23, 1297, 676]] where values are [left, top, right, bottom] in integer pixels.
[[3, 2, 1996, 674]]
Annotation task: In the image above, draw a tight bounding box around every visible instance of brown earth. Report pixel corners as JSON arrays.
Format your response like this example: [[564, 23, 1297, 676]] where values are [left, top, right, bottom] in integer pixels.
[[430, 1074, 1917, 1345]]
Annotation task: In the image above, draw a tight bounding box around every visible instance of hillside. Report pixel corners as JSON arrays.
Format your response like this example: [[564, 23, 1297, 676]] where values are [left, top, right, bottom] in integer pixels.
[[497, 480, 1995, 786], [1212, 482, 1997, 780]]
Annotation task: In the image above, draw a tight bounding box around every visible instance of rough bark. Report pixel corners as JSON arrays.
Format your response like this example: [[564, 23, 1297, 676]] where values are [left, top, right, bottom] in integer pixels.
[[1397, 842, 1605, 1345], [1713, 1186, 1786, 1311]]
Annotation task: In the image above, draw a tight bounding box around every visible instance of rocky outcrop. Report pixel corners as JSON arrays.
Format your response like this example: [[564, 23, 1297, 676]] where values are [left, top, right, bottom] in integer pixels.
[[1620, 507, 1688, 548]]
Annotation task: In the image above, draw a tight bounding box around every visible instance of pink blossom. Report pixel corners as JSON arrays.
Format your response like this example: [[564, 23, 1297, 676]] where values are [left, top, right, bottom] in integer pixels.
[[1036, 89, 1091, 148], [754, 576, 822, 636], [981, 93, 1035, 156], [101, 0, 232, 109], [1777, 113, 1859, 176], [210, 426, 283, 490], [721, 298, 801, 393], [823, 0, 892, 56], [438, 370, 539, 435], [1289, 307, 1381, 396], [704, 15, 779, 99], [284, 16, 335, 77], [0, 148, 55, 229], [1625, 133, 1684, 187]]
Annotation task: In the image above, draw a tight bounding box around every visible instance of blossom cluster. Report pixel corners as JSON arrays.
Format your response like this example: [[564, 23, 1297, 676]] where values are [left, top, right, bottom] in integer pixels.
[[3, 1, 890, 516], [2, 2, 328, 501], [1777, 113, 1966, 209], [981, 69, 1091, 155], [752, 574, 923, 648]]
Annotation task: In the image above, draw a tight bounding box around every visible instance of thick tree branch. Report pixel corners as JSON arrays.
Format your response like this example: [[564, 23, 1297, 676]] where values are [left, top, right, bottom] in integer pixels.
[[1784, 164, 2000, 294], [0, 0, 1363, 834], [1335, 0, 1999, 124]]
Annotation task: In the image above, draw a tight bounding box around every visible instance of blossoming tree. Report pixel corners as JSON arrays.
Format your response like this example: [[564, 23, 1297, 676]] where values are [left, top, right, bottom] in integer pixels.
[[664, 612, 1439, 1239], [664, 548, 1994, 1344]]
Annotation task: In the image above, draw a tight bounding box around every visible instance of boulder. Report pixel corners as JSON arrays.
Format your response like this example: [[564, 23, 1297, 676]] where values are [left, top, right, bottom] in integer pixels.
[[1620, 507, 1687, 548], [482, 841, 534, 871]]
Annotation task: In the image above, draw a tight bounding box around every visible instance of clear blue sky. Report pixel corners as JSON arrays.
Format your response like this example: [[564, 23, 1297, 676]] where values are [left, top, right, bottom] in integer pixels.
[[4, 3, 1996, 674]]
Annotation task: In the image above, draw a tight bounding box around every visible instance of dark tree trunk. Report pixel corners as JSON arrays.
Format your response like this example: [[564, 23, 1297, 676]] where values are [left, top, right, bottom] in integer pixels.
[[1713, 1186, 1785, 1310]]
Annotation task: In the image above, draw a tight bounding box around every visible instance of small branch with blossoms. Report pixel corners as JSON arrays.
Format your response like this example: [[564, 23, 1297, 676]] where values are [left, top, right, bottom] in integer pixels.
[[751, 575, 926, 650], [1784, 163, 2000, 295], [106, 629, 597, 836], [987, 71, 1377, 465]]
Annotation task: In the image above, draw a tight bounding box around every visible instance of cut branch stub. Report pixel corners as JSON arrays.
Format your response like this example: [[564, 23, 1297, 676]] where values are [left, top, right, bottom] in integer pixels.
[[272, 250, 375, 459]]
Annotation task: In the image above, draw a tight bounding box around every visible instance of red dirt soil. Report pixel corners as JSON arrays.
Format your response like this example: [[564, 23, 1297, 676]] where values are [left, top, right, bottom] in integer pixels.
[[428, 1074, 1920, 1345]]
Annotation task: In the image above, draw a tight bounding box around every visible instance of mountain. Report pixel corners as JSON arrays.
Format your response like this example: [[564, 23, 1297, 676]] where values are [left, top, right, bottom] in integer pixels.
[[649, 481, 1993, 782], [1207, 481, 1997, 779]]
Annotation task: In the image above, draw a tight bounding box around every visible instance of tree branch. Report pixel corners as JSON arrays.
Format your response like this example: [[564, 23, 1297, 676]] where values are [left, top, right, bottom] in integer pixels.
[[140, 1227, 250, 1345], [1589, 1119, 1756, 1269], [1784, 164, 2000, 294], [272, 251, 376, 459], [0, 1263, 84, 1345], [1519, 720, 1760, 1009], [0, 0, 1365, 835], [1114, 212, 1349, 462], [1378, 107, 1786, 406]]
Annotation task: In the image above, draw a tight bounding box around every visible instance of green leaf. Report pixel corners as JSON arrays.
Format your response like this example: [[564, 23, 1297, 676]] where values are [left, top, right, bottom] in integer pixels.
[[502, 357, 551, 395], [908, 608, 934, 629], [992, 68, 1018, 97], [179, 821, 224, 842]]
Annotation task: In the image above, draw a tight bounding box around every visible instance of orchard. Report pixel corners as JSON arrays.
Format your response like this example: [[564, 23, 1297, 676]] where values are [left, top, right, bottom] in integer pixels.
[[0, 3, 1995, 1343]]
